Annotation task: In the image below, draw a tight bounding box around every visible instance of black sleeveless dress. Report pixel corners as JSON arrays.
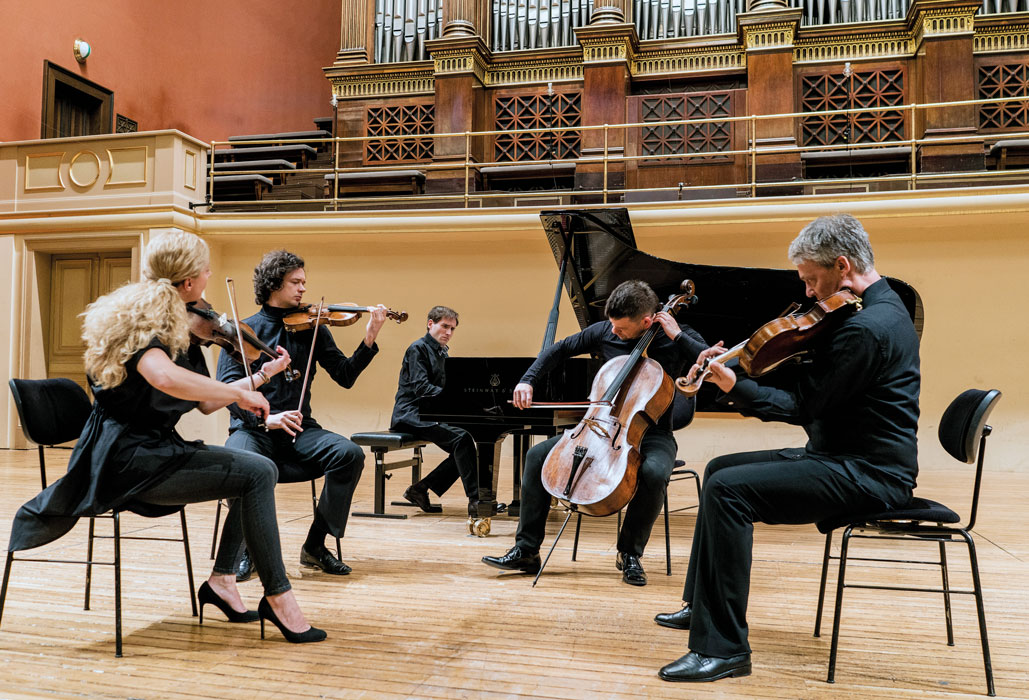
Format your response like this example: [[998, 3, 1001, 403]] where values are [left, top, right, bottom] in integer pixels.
[[8, 337, 209, 552]]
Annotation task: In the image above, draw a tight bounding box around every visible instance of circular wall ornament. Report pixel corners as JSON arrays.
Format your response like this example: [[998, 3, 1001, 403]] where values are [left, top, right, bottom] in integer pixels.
[[74, 39, 91, 63], [69, 150, 101, 188]]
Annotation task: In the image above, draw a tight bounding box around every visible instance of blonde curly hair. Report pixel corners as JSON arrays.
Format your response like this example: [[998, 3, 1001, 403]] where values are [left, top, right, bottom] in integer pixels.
[[83, 231, 209, 389]]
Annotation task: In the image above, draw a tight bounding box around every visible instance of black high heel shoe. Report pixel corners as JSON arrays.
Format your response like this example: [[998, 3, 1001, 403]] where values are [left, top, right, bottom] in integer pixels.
[[258, 597, 327, 643], [197, 581, 259, 624]]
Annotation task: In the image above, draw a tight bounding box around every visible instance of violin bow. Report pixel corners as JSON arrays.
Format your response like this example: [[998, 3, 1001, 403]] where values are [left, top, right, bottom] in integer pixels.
[[293, 296, 325, 443], [225, 278, 266, 430]]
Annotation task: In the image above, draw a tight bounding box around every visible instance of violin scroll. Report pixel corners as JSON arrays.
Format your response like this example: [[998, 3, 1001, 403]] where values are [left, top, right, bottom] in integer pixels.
[[282, 303, 408, 333]]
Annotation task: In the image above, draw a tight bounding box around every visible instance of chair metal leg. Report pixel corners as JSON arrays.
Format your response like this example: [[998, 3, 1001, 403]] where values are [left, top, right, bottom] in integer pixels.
[[663, 489, 671, 576], [960, 529, 996, 697], [0, 551, 14, 628], [827, 526, 853, 684], [180, 510, 197, 617], [814, 531, 833, 637], [412, 446, 423, 483], [84, 517, 96, 610], [38, 446, 47, 490], [335, 537, 342, 560], [113, 512, 122, 658], [310, 480, 319, 520], [939, 538, 954, 646], [209, 499, 223, 560], [571, 513, 582, 561]]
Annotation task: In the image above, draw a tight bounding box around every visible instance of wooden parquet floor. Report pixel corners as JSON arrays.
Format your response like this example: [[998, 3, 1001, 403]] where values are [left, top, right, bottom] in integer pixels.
[[0, 447, 1026, 699]]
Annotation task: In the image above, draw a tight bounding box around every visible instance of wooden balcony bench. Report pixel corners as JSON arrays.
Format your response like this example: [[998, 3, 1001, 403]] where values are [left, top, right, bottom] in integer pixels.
[[211, 159, 296, 185], [215, 144, 318, 168], [988, 139, 1029, 170], [323, 170, 426, 197], [480, 162, 576, 191], [228, 130, 332, 152], [210, 174, 274, 201], [801, 146, 913, 177]]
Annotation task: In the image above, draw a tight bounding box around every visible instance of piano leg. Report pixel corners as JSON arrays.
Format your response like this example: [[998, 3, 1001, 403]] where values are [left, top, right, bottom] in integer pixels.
[[509, 432, 527, 517]]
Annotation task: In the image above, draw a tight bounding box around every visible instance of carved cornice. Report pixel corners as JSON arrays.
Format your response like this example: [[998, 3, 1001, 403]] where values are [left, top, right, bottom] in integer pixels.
[[794, 31, 915, 62], [633, 46, 746, 75], [328, 64, 435, 99], [575, 22, 640, 65], [485, 55, 584, 86], [737, 8, 803, 52], [908, 0, 980, 48], [426, 35, 492, 84], [974, 20, 1029, 53]]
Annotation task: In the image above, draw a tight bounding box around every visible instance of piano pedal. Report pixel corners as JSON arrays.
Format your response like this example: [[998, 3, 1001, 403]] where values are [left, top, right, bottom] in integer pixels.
[[468, 517, 491, 537]]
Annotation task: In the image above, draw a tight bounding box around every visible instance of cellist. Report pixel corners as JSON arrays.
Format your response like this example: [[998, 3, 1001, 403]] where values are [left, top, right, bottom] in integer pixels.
[[655, 214, 920, 683], [482, 280, 707, 586]]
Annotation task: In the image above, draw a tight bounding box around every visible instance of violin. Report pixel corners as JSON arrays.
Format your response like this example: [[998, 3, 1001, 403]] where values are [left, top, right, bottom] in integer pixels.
[[540, 280, 698, 517], [186, 299, 300, 381], [675, 288, 862, 397], [282, 303, 408, 332]]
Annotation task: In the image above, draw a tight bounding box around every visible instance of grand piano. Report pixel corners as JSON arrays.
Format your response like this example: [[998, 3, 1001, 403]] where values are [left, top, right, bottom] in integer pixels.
[[422, 208, 923, 533]]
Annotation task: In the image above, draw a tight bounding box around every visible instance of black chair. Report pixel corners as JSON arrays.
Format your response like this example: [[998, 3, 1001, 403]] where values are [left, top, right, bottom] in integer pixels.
[[210, 472, 341, 560], [813, 388, 1001, 696], [8, 378, 92, 489], [571, 460, 701, 575], [1, 378, 196, 657]]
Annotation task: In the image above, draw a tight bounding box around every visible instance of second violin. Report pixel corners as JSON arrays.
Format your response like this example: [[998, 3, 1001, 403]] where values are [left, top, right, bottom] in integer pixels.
[[282, 303, 408, 332]]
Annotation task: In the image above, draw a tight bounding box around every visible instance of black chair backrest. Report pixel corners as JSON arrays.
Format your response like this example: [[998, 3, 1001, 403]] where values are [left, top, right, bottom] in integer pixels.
[[8, 378, 93, 446], [938, 388, 1001, 464]]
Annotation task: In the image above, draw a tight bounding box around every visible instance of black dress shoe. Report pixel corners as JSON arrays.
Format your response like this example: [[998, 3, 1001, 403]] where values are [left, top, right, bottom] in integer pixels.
[[300, 546, 352, 575], [616, 551, 647, 586], [236, 548, 255, 582], [655, 603, 692, 630], [481, 546, 541, 574], [403, 485, 442, 513], [658, 651, 752, 682]]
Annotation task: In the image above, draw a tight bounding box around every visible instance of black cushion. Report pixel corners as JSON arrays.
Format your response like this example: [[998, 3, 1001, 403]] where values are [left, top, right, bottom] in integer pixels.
[[350, 431, 426, 450], [938, 388, 1000, 464], [816, 496, 960, 534], [9, 378, 91, 446]]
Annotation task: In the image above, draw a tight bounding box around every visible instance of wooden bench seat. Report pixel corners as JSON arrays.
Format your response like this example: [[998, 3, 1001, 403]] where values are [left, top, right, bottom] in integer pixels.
[[988, 139, 1029, 170], [210, 174, 274, 201], [350, 431, 428, 518], [801, 145, 912, 177], [480, 162, 576, 191], [214, 144, 318, 168], [211, 159, 296, 185], [228, 130, 332, 152], [313, 117, 334, 133], [323, 170, 426, 197]]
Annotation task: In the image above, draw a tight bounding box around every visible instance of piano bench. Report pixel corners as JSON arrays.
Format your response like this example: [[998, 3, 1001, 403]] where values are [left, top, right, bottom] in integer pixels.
[[350, 431, 428, 519]]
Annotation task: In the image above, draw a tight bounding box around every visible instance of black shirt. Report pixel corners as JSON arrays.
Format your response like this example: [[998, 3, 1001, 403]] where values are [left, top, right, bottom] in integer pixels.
[[725, 278, 921, 503], [216, 304, 378, 432], [520, 320, 707, 430], [9, 336, 207, 551], [391, 332, 447, 430]]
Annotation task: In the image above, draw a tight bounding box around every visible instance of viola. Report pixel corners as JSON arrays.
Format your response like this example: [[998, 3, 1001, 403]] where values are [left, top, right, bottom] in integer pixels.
[[540, 280, 698, 517], [282, 303, 408, 332], [186, 299, 300, 381], [675, 288, 862, 397]]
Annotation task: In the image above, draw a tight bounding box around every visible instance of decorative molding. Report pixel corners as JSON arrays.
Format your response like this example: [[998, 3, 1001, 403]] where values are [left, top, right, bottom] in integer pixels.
[[432, 49, 489, 83], [581, 39, 631, 63], [24, 152, 65, 192], [742, 20, 797, 50], [794, 32, 915, 62], [106, 146, 148, 187], [633, 47, 746, 75], [974, 23, 1029, 54], [184, 150, 197, 191], [330, 70, 435, 99], [486, 58, 584, 86], [68, 150, 101, 188], [912, 3, 977, 46]]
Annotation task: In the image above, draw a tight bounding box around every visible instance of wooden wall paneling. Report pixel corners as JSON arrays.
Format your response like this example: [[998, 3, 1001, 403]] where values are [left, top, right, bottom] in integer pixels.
[[579, 62, 630, 198], [919, 31, 982, 172]]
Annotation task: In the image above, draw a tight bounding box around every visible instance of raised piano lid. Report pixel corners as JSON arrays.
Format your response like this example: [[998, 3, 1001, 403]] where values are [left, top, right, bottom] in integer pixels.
[[539, 208, 924, 345]]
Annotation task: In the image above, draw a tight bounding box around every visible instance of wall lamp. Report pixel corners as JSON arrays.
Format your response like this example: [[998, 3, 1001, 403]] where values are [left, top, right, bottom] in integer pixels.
[[74, 38, 91, 63]]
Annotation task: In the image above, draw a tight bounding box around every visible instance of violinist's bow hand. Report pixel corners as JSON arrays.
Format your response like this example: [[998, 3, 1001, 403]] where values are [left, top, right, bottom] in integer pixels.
[[239, 390, 270, 420], [267, 410, 303, 437], [512, 382, 534, 410]]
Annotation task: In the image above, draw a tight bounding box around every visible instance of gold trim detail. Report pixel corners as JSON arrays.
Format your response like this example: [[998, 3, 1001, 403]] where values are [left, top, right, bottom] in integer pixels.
[[580, 37, 633, 64], [24, 152, 66, 192], [68, 150, 101, 188], [913, 6, 976, 46], [432, 49, 489, 83], [105, 146, 148, 187], [331, 71, 435, 99], [794, 33, 915, 62], [633, 47, 745, 75], [185, 150, 197, 190], [974, 24, 1029, 54], [485, 58, 583, 86], [742, 21, 796, 51]]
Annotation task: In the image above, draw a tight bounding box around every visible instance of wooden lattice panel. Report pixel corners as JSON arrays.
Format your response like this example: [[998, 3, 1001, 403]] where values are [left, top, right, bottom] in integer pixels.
[[800, 69, 905, 146], [978, 63, 1029, 130], [640, 93, 733, 161], [365, 104, 434, 163], [494, 93, 581, 162]]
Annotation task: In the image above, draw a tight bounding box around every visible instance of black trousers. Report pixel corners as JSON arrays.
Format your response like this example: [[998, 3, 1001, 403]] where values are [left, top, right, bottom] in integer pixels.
[[681, 448, 906, 658], [515, 428, 677, 557], [220, 426, 365, 554], [394, 422, 477, 500]]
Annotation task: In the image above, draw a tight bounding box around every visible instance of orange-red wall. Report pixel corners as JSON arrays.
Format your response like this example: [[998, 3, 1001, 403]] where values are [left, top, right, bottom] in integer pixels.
[[1, 1, 341, 143]]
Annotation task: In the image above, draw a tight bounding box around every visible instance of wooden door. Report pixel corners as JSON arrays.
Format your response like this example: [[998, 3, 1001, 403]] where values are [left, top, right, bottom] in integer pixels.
[[48, 253, 132, 388]]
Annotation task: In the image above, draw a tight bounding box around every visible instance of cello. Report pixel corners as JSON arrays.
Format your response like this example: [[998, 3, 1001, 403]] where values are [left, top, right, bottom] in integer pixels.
[[540, 280, 698, 518]]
